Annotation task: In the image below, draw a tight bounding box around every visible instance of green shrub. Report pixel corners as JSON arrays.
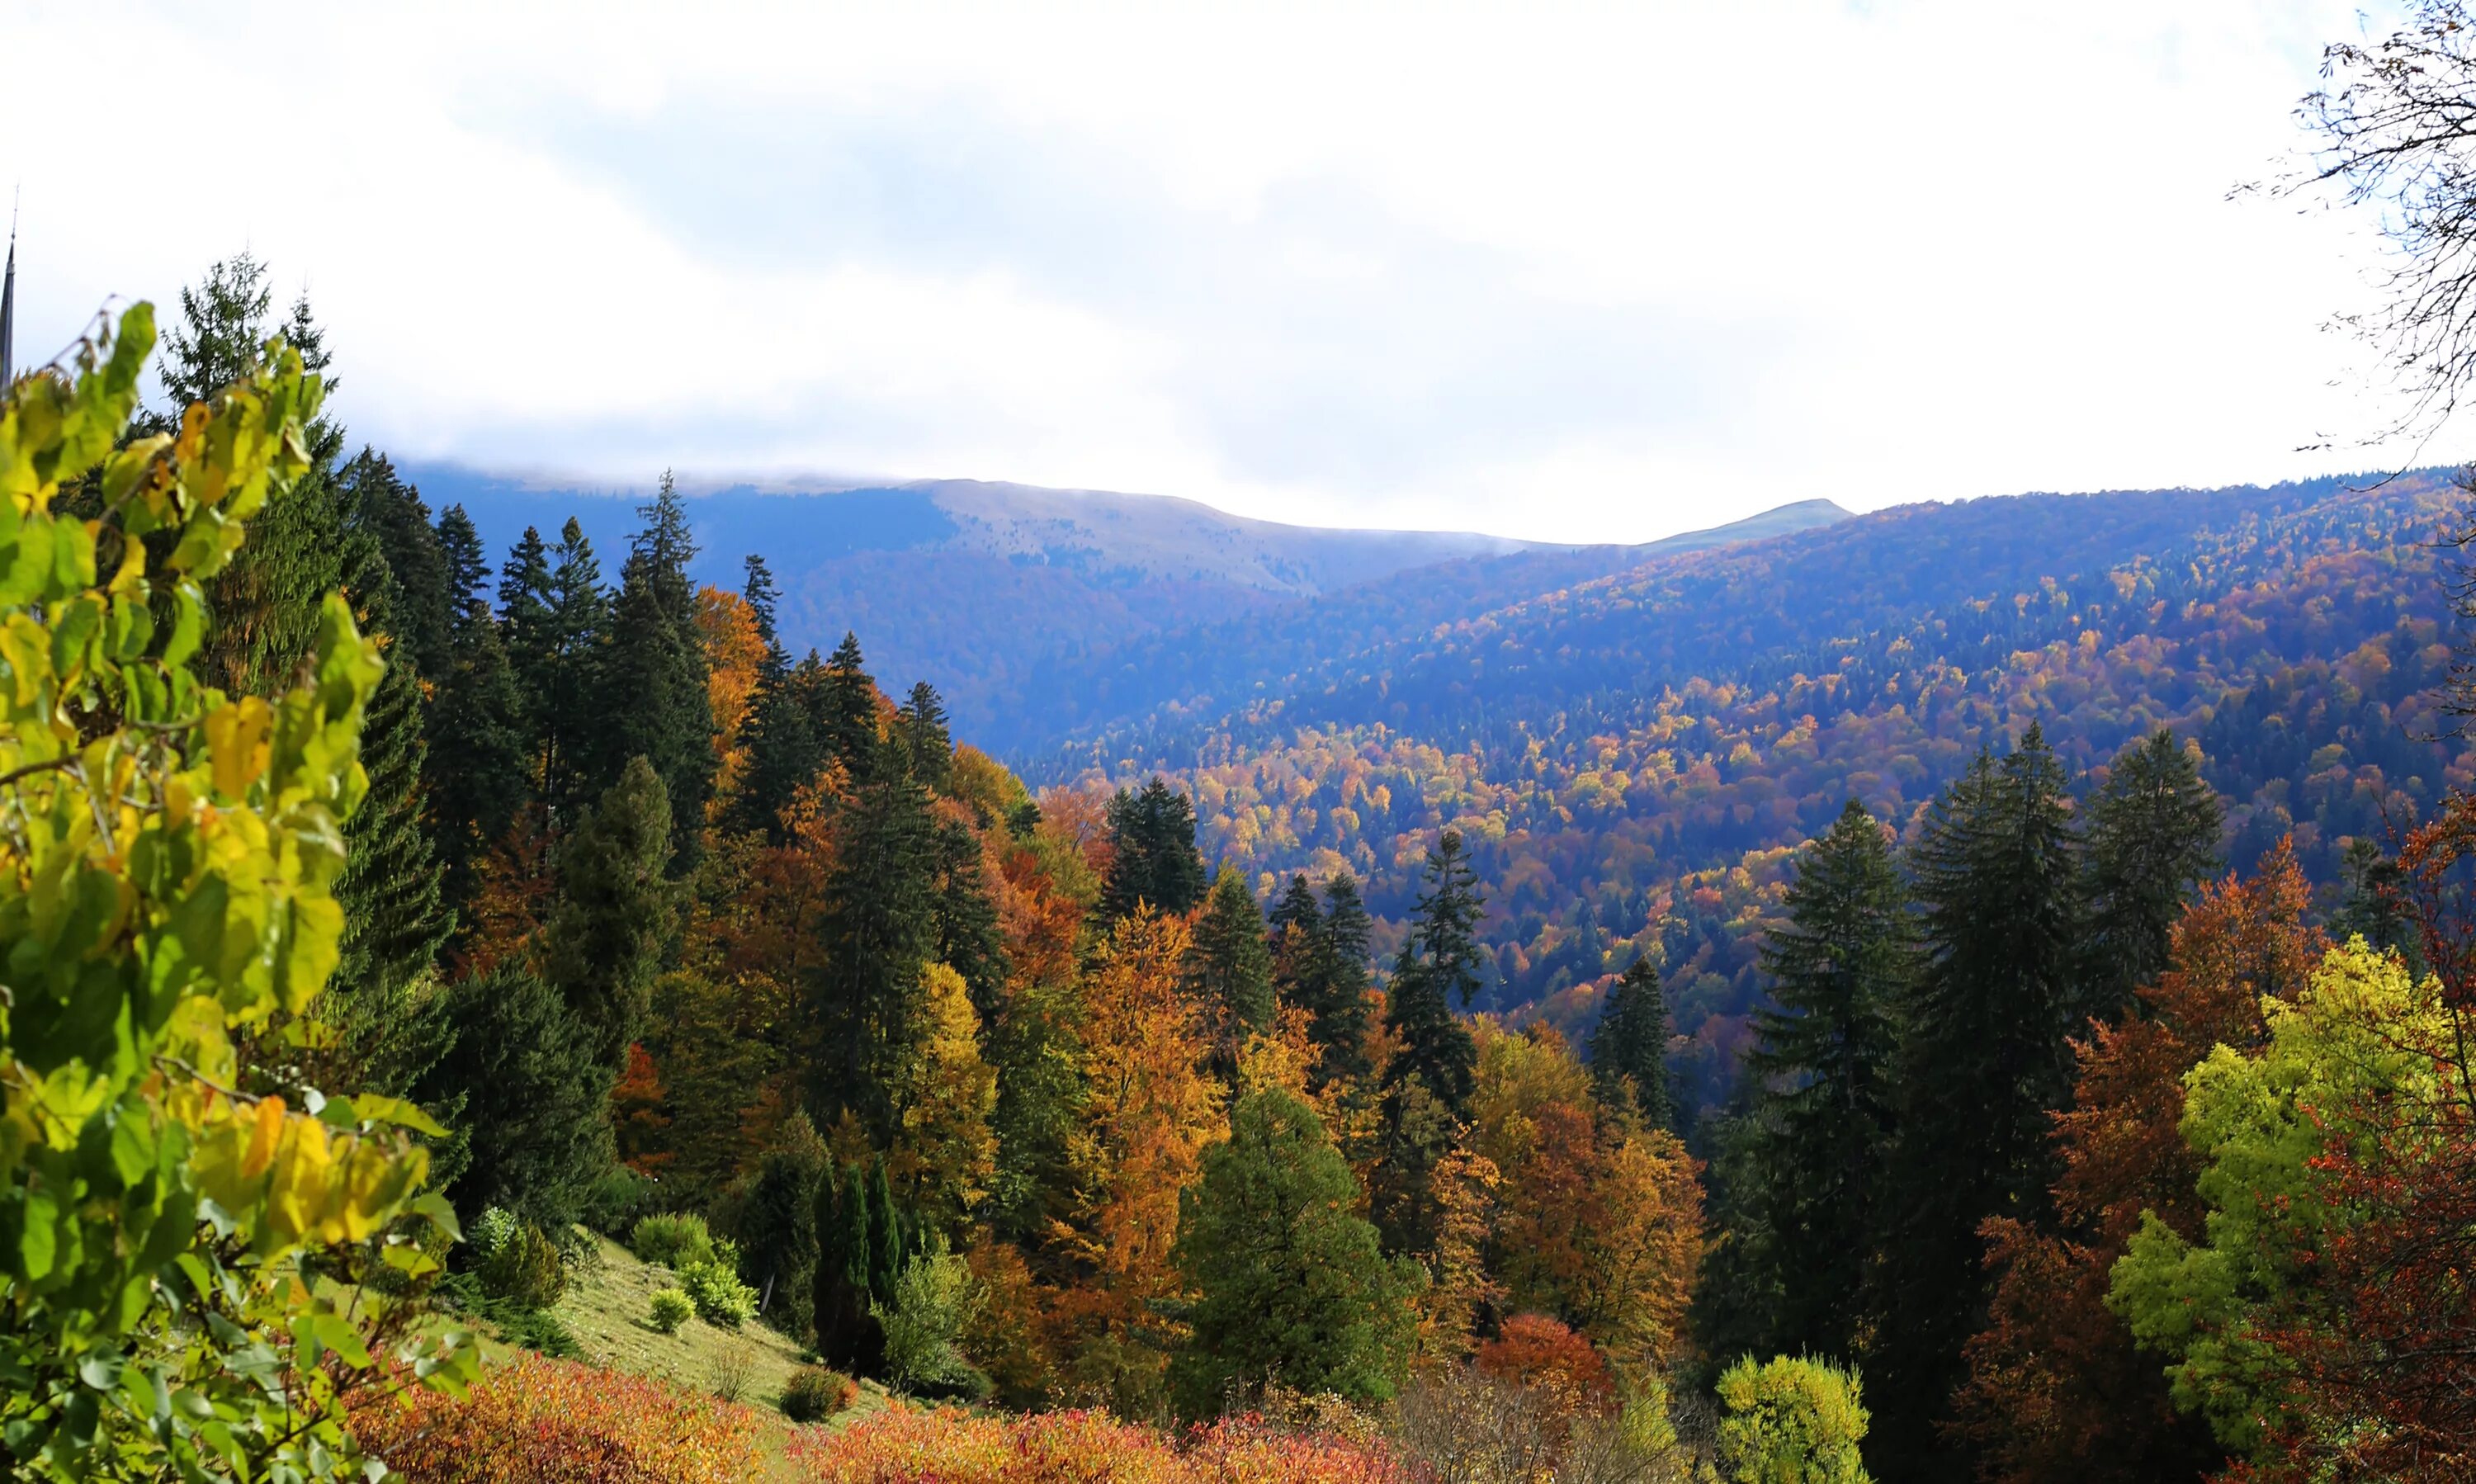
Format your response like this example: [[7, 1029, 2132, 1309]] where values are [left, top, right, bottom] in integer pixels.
[[470, 1205, 520, 1266], [780, 1365, 860, 1424], [681, 1259, 758, 1328], [583, 1165, 654, 1236], [632, 1212, 717, 1270], [480, 1222, 568, 1311], [495, 1306, 584, 1359], [649, 1288, 695, 1335], [877, 1245, 990, 1397], [1715, 1354, 1872, 1484]]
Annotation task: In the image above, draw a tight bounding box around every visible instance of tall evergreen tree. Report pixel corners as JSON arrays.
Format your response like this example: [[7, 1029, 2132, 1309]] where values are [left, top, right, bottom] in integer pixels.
[[535, 757, 676, 1075], [2077, 729, 2222, 1024], [424, 965, 617, 1230], [425, 506, 531, 915], [1589, 953, 1676, 1131], [810, 772, 939, 1139], [592, 474, 715, 852], [1873, 729, 2081, 1483], [338, 448, 452, 686], [815, 633, 885, 784], [1382, 829, 1485, 1116], [324, 507, 455, 1094], [1099, 777, 1209, 920], [1737, 798, 1912, 1364], [506, 519, 610, 823], [897, 680, 952, 790], [1187, 866, 1277, 1075], [730, 557, 825, 839], [1306, 872, 1377, 1090], [929, 814, 1009, 1017], [1269, 872, 1322, 994], [813, 1161, 888, 1374]]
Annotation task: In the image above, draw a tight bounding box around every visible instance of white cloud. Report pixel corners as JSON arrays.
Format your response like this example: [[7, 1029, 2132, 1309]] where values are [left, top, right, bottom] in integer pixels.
[[1, 0, 2436, 541]]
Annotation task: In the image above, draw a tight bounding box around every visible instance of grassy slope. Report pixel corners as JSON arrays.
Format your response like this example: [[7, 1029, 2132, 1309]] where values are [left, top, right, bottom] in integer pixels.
[[538, 1232, 889, 1467]]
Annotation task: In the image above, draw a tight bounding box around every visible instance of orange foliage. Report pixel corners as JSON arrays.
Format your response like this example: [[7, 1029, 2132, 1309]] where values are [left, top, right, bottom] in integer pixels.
[[352, 1354, 765, 1484], [695, 585, 768, 821], [612, 1042, 672, 1174], [456, 807, 555, 980], [790, 1406, 1406, 1484], [1955, 843, 2324, 1484], [1474, 1313, 1616, 1420]]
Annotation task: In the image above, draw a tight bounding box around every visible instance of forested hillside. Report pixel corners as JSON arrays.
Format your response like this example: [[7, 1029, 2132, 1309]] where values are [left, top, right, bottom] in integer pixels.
[[1047, 471, 2466, 1113]]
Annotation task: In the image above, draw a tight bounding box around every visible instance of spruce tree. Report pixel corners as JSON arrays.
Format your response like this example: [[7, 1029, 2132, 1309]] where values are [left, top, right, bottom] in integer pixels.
[[732, 558, 825, 839], [814, 1162, 887, 1373], [591, 474, 716, 851], [1171, 1089, 1415, 1414], [1874, 729, 2080, 1483], [324, 511, 455, 1094], [1382, 829, 1484, 1116], [1187, 866, 1277, 1075], [507, 519, 610, 823], [1099, 777, 1209, 920], [536, 757, 676, 1075], [897, 680, 952, 791], [929, 815, 1009, 1017], [815, 633, 885, 784], [1739, 798, 1912, 1364], [810, 772, 939, 1138], [1269, 872, 1322, 997], [338, 448, 452, 686], [423, 965, 616, 1230], [2077, 729, 2222, 1024], [1589, 953, 1676, 1131], [1306, 872, 1377, 1090], [426, 506, 531, 915]]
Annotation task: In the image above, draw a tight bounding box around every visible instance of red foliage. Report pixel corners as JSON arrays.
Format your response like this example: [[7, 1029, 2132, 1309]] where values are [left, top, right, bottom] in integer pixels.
[[1474, 1314, 1616, 1420], [611, 1042, 672, 1174], [352, 1354, 764, 1484], [1954, 843, 2323, 1484], [456, 807, 554, 980]]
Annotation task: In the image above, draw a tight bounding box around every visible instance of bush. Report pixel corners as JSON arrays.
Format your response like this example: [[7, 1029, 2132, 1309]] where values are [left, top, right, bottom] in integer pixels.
[[494, 1306, 584, 1359], [650, 1288, 695, 1335], [1475, 1314, 1616, 1420], [584, 1165, 655, 1236], [877, 1247, 990, 1397], [781, 1366, 861, 1425], [681, 1259, 758, 1328], [633, 1212, 718, 1270], [1714, 1355, 1871, 1484], [470, 1205, 520, 1267], [352, 1354, 765, 1484], [480, 1222, 568, 1310]]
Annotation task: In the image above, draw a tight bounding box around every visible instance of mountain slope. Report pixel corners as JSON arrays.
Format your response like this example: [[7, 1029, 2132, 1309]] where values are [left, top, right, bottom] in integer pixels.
[[410, 463, 1845, 743], [1046, 470, 2468, 1113]]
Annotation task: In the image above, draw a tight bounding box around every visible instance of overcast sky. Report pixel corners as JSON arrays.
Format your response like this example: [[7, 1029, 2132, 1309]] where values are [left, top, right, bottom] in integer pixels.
[[3, 0, 2446, 541]]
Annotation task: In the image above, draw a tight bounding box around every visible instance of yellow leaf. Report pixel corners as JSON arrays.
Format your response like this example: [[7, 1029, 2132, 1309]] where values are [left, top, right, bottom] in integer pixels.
[[242, 1094, 286, 1179], [205, 697, 272, 800]]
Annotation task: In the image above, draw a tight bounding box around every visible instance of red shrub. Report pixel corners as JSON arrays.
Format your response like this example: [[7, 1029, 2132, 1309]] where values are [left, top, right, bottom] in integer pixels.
[[1474, 1313, 1616, 1418], [352, 1354, 765, 1484]]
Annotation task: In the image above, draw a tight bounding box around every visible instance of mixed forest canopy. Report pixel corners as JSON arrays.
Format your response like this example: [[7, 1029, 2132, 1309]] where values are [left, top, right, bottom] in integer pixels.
[[22, 3, 2476, 1480]]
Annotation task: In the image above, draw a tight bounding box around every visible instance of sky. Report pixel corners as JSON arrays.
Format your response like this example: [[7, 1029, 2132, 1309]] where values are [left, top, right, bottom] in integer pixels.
[[2, 0, 2449, 542]]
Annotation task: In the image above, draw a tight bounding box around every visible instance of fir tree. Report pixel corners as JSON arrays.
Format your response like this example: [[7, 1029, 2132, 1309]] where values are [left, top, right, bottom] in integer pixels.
[[590, 474, 715, 852], [536, 757, 676, 1075], [810, 772, 939, 1139], [1874, 729, 2081, 1483], [897, 679, 952, 790], [425, 506, 530, 915], [423, 965, 617, 1231], [1186, 866, 1277, 1076], [338, 448, 452, 686], [1269, 873, 1323, 999], [815, 633, 885, 785], [1739, 798, 1912, 1364], [929, 815, 1009, 1017], [814, 1162, 888, 1374], [509, 518, 610, 822], [1305, 872, 1377, 1091], [1382, 829, 1485, 1116], [732, 559, 824, 839], [1099, 777, 1209, 920], [1589, 953, 1676, 1132], [2077, 729, 2223, 1024], [2332, 837, 2420, 966], [1171, 1089, 1415, 1414]]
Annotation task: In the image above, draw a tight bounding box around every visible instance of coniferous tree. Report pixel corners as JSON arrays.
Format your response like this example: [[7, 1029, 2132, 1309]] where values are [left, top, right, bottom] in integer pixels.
[[1874, 729, 2080, 1483], [1737, 798, 1912, 1364], [1269, 873, 1322, 1000], [810, 771, 939, 1139], [536, 757, 676, 1076], [505, 518, 610, 822], [732, 557, 825, 839], [1308, 872, 1377, 1089], [898, 680, 952, 790], [815, 633, 885, 784], [424, 965, 616, 1230], [2332, 836, 2420, 966], [2077, 730, 2223, 1026], [1187, 866, 1277, 1076], [338, 448, 452, 686], [323, 508, 455, 1093], [426, 506, 530, 915], [592, 474, 715, 852], [1383, 829, 1485, 1116], [1589, 953, 1676, 1132], [1099, 777, 1209, 920], [929, 815, 1009, 1017], [814, 1162, 888, 1373]]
